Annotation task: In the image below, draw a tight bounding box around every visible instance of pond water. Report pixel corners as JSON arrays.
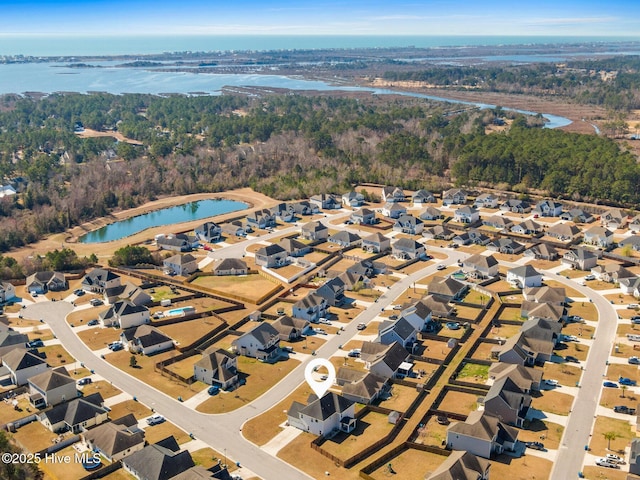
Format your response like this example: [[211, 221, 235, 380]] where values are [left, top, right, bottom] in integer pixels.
[[79, 198, 247, 243]]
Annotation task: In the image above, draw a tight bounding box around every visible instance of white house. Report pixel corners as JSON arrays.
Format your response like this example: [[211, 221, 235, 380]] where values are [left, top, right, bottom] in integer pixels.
[[288, 392, 356, 436], [292, 293, 328, 322], [120, 325, 174, 356], [163, 253, 198, 276], [3, 349, 49, 386], [453, 206, 480, 224], [193, 348, 238, 390], [28, 367, 77, 408], [99, 300, 150, 329], [506, 265, 543, 288], [231, 323, 280, 362], [0, 282, 16, 303]]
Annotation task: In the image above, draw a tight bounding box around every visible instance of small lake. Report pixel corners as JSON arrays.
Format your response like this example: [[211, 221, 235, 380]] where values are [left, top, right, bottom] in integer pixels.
[[79, 198, 247, 243]]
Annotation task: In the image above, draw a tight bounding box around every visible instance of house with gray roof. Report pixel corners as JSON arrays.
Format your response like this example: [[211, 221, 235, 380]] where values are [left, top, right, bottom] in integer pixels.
[[81, 414, 145, 462], [533, 200, 563, 217], [453, 206, 479, 224], [482, 215, 513, 230], [301, 221, 328, 241], [511, 219, 542, 235], [413, 189, 436, 206], [310, 193, 341, 210], [419, 206, 444, 221], [271, 315, 311, 342], [270, 203, 295, 222], [492, 318, 561, 366], [583, 226, 614, 248], [342, 191, 365, 208], [156, 233, 195, 252], [523, 243, 558, 261], [392, 237, 426, 260], [212, 258, 249, 276], [400, 299, 436, 332], [194, 222, 222, 243], [619, 235, 640, 250], [446, 410, 519, 458], [194, 348, 238, 390], [591, 263, 635, 284], [255, 244, 288, 268], [246, 209, 276, 229], [39, 392, 108, 433], [99, 300, 150, 329], [105, 281, 152, 306], [26, 271, 66, 294], [506, 265, 542, 288], [561, 247, 598, 271], [361, 341, 413, 379], [422, 294, 455, 318], [328, 231, 362, 248], [278, 238, 311, 257], [341, 372, 388, 405], [2, 348, 48, 386], [462, 254, 499, 279], [630, 438, 640, 475], [362, 232, 390, 253], [500, 198, 531, 214], [377, 317, 417, 349], [288, 392, 356, 436], [350, 207, 376, 225], [425, 450, 490, 480], [423, 225, 455, 241], [382, 186, 405, 203], [427, 276, 468, 301], [488, 363, 542, 393], [600, 208, 627, 230], [0, 282, 15, 303], [315, 277, 346, 306], [0, 329, 28, 357], [393, 214, 424, 235], [442, 188, 467, 206], [523, 286, 566, 305], [231, 323, 280, 361], [163, 253, 198, 276], [292, 292, 328, 322], [221, 220, 248, 237], [474, 193, 499, 209], [382, 202, 407, 219], [122, 436, 195, 480], [486, 238, 525, 254], [289, 200, 319, 216], [120, 325, 174, 356], [560, 208, 594, 223], [629, 215, 640, 233], [481, 376, 531, 427], [547, 222, 581, 242], [28, 366, 77, 408], [82, 269, 121, 293]]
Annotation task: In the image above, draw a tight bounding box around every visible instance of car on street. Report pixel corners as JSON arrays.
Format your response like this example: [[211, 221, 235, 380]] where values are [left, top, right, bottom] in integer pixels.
[[618, 377, 637, 386], [318, 318, 331, 324], [605, 454, 625, 464], [629, 356, 640, 365], [613, 405, 636, 415], [146, 414, 165, 425], [207, 386, 220, 395], [564, 355, 580, 363], [77, 377, 92, 386], [603, 381, 619, 388], [356, 323, 366, 330], [26, 339, 44, 348], [544, 379, 559, 387], [595, 458, 620, 468], [524, 441, 545, 451]]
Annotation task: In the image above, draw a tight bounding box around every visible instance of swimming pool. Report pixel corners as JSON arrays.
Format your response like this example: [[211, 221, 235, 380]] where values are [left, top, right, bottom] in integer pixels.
[[166, 306, 195, 316]]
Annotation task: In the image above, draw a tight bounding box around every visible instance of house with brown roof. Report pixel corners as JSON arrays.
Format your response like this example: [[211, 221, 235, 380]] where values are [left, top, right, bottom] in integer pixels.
[[122, 436, 195, 480], [288, 392, 356, 436], [420, 206, 444, 221], [271, 315, 311, 341], [425, 450, 490, 480], [341, 372, 388, 405], [362, 232, 391, 253], [482, 215, 513, 230], [212, 258, 249, 276], [561, 247, 598, 271], [81, 414, 145, 462], [2, 348, 49, 386], [194, 348, 238, 390], [446, 410, 519, 458], [462, 254, 499, 279], [278, 238, 311, 257], [28, 366, 77, 408], [301, 221, 328, 241], [524, 243, 558, 261], [231, 323, 280, 361], [583, 226, 614, 248], [488, 363, 543, 393], [163, 253, 197, 276], [547, 222, 581, 241], [428, 276, 468, 301], [591, 263, 635, 283], [601, 208, 627, 230]]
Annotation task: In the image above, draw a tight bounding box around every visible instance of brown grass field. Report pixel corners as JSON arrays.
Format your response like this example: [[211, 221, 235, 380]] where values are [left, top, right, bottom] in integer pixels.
[[80, 380, 122, 399], [541, 362, 583, 387], [519, 419, 564, 449], [435, 389, 479, 415], [320, 411, 394, 460], [191, 273, 281, 302], [531, 390, 574, 415], [77, 326, 122, 350], [589, 416, 634, 457], [158, 316, 225, 348]]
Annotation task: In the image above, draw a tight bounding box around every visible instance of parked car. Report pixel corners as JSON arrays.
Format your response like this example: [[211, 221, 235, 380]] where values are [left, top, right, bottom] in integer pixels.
[[603, 381, 619, 388], [595, 458, 620, 468], [108, 342, 124, 351], [348, 349, 361, 358], [632, 316, 640, 325], [618, 377, 637, 386], [87, 319, 99, 326], [318, 318, 331, 324], [628, 304, 640, 309], [629, 356, 640, 365], [584, 274, 595, 281], [207, 386, 220, 396], [313, 328, 326, 334], [26, 339, 44, 348], [562, 334, 578, 342], [356, 323, 366, 330], [90, 298, 103, 306], [74, 289, 85, 296], [77, 377, 93, 386], [613, 405, 636, 415], [605, 453, 625, 464], [146, 414, 165, 425], [524, 441, 545, 451], [445, 322, 461, 330], [436, 264, 446, 270], [564, 355, 580, 363], [544, 379, 559, 387]]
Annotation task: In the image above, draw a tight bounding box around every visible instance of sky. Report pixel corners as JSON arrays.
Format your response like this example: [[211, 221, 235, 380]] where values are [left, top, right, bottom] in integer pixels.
[[2, 0, 640, 37]]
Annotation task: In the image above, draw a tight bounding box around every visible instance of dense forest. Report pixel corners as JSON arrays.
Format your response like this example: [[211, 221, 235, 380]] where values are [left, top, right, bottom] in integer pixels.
[[383, 56, 640, 112], [0, 91, 638, 252]]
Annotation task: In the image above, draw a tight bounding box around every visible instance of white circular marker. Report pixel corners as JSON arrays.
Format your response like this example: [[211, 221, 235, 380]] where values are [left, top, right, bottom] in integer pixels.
[[304, 358, 336, 399]]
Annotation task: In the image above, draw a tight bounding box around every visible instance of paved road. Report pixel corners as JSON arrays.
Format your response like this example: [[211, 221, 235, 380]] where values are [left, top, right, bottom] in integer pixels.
[[24, 240, 462, 480]]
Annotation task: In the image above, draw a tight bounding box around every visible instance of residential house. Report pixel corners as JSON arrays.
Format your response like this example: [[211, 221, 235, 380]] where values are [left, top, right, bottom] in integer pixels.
[[81, 414, 145, 463], [292, 293, 328, 322], [2, 349, 48, 386], [506, 265, 543, 288], [246, 209, 276, 229], [511, 219, 542, 235], [467, 230, 491, 246], [561, 247, 598, 271], [382, 186, 405, 203], [270, 203, 295, 222], [547, 222, 581, 242], [453, 206, 480, 224], [28, 366, 77, 408], [486, 238, 525, 254], [400, 299, 436, 332], [122, 436, 195, 480], [99, 300, 150, 329], [341, 372, 388, 405], [412, 189, 436, 206], [521, 302, 564, 322], [619, 276, 640, 297], [419, 206, 444, 221], [392, 238, 426, 260], [377, 317, 418, 349], [500, 199, 531, 214], [360, 341, 413, 379], [630, 215, 640, 233], [474, 193, 499, 209], [423, 225, 455, 240], [630, 438, 640, 475], [301, 221, 328, 241], [120, 325, 174, 356], [591, 263, 635, 284], [163, 253, 198, 276], [288, 392, 357, 436], [0, 184, 17, 198], [601, 208, 627, 230], [221, 221, 248, 237], [481, 376, 532, 427], [255, 244, 288, 268], [446, 410, 519, 459], [0, 282, 15, 303], [350, 207, 376, 225], [279, 238, 311, 257], [428, 276, 468, 301], [328, 231, 362, 248], [482, 215, 513, 230], [381, 202, 407, 219], [583, 226, 614, 248], [212, 258, 249, 276], [81, 269, 121, 293], [193, 348, 238, 390], [560, 208, 595, 223], [442, 188, 467, 206], [523, 285, 566, 305], [26, 271, 66, 294], [422, 294, 455, 318], [425, 450, 490, 480], [194, 222, 222, 243], [452, 232, 472, 246], [462, 254, 499, 279], [290, 200, 319, 216], [104, 282, 152, 306], [39, 393, 109, 433], [156, 233, 195, 252], [271, 315, 311, 342], [523, 244, 558, 261], [342, 191, 365, 208], [231, 322, 280, 361], [533, 200, 563, 217], [393, 214, 424, 235], [337, 271, 370, 291], [492, 318, 561, 366], [619, 235, 640, 250], [362, 232, 391, 253], [310, 193, 341, 210], [315, 277, 346, 306], [0, 329, 28, 357], [488, 363, 543, 392]]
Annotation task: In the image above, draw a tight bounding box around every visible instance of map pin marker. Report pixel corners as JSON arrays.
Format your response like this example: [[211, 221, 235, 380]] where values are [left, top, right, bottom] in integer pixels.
[[304, 358, 336, 399]]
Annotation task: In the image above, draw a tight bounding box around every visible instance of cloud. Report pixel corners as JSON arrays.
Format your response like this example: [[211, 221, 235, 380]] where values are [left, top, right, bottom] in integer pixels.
[[526, 16, 619, 26]]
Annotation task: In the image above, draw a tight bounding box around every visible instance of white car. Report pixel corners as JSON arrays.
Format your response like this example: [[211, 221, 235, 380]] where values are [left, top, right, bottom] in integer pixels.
[[605, 453, 624, 464], [146, 414, 165, 425], [562, 334, 578, 342], [584, 274, 595, 281], [436, 264, 446, 271], [595, 457, 619, 468], [544, 379, 559, 387]]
